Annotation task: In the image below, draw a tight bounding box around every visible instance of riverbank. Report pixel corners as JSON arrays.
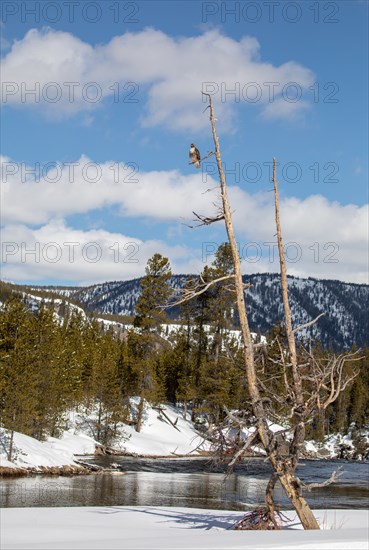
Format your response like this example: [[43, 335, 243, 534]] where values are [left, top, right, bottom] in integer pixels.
[[0, 429, 98, 477], [1, 506, 368, 550], [1, 402, 368, 478], [0, 402, 210, 476]]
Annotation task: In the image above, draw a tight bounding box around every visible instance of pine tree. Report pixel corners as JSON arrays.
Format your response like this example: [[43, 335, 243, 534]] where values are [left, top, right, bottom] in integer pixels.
[[60, 311, 87, 409], [126, 330, 164, 432], [88, 329, 125, 445], [174, 276, 198, 418], [196, 244, 237, 428], [132, 253, 172, 430], [347, 348, 369, 428], [0, 297, 39, 457], [31, 303, 66, 439], [134, 253, 172, 332]]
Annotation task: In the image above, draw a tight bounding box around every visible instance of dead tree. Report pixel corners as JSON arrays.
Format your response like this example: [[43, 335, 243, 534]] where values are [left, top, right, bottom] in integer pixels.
[[175, 94, 361, 529], [195, 92, 320, 529]]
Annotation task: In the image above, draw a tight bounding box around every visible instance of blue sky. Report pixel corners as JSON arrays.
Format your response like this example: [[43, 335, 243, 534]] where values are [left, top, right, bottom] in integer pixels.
[[1, 0, 368, 285]]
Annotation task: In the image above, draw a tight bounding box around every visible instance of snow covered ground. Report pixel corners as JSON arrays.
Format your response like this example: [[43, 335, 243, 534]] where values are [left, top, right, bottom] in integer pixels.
[[113, 400, 210, 456], [0, 402, 209, 471], [1, 401, 368, 471], [1, 506, 368, 549], [0, 429, 97, 471], [158, 323, 267, 346], [1, 404, 368, 549]]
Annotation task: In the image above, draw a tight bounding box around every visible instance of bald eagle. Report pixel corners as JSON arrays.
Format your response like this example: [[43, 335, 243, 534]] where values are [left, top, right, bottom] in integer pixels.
[[189, 143, 201, 169]]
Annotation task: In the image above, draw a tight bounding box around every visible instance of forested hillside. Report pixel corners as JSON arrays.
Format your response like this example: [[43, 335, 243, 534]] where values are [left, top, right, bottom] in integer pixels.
[[25, 273, 369, 350]]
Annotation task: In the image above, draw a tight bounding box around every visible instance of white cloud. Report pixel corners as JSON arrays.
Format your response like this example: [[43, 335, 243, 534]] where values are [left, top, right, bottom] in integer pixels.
[[0, 219, 195, 285], [0, 155, 212, 225], [261, 97, 310, 120], [229, 189, 369, 283], [1, 155, 368, 284], [1, 28, 315, 131]]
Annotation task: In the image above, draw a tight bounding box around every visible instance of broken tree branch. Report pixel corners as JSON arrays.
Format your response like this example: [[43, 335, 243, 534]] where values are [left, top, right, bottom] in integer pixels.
[[227, 431, 258, 474], [190, 211, 225, 227], [301, 467, 343, 492], [188, 151, 215, 165], [293, 313, 326, 334], [167, 274, 236, 307]]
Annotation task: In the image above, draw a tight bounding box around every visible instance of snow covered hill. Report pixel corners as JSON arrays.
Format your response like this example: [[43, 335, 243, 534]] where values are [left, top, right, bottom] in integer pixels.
[[0, 402, 210, 472], [0, 428, 96, 473], [68, 399, 210, 458]]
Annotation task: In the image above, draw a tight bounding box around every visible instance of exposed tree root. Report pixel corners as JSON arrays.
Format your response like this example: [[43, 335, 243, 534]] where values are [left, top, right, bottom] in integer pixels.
[[231, 506, 289, 530]]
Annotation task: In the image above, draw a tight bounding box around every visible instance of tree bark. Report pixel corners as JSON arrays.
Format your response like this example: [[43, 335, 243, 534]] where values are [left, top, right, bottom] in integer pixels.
[[265, 472, 279, 527], [8, 429, 14, 462], [97, 400, 102, 441], [278, 472, 319, 528], [136, 395, 144, 433]]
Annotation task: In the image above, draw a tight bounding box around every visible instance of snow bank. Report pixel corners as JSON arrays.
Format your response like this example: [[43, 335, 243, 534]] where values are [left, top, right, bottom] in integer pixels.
[[0, 457, 22, 470], [64, 400, 210, 457], [120, 400, 210, 456], [2, 402, 367, 470], [0, 428, 97, 470], [0, 402, 208, 470], [1, 507, 367, 550], [44, 432, 97, 458]]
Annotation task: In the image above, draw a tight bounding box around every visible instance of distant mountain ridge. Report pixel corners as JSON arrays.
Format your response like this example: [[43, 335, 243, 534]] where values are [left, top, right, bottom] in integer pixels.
[[26, 273, 369, 351]]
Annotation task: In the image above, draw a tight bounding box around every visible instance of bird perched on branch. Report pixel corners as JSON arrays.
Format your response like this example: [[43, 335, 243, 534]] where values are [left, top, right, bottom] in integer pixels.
[[189, 143, 201, 169]]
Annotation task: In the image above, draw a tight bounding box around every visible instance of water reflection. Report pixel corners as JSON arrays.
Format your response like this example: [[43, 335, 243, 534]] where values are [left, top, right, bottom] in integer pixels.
[[1, 459, 368, 510]]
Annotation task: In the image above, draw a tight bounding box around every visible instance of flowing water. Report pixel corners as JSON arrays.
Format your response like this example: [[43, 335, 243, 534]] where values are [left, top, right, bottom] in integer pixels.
[[1, 457, 368, 510]]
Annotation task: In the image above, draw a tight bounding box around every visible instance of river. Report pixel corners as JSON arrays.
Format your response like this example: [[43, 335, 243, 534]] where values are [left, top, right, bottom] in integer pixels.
[[1, 457, 368, 510]]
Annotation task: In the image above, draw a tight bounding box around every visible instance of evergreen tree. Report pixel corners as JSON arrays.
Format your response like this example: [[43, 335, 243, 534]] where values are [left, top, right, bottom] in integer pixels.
[[196, 243, 237, 428], [88, 329, 125, 445], [0, 297, 39, 457], [132, 253, 172, 430], [134, 253, 172, 332], [31, 303, 66, 439], [126, 330, 164, 432], [174, 276, 198, 418], [347, 347, 369, 428], [60, 311, 87, 408]]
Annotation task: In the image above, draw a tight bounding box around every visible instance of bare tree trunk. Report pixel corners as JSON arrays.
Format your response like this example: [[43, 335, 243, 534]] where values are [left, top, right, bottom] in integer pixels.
[[270, 158, 319, 529], [8, 429, 14, 462], [262, 449, 319, 529], [7, 410, 17, 462], [97, 400, 103, 441], [136, 395, 144, 433], [203, 94, 319, 530], [265, 472, 278, 527], [208, 415, 213, 435], [204, 93, 270, 442], [272, 158, 306, 463]]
